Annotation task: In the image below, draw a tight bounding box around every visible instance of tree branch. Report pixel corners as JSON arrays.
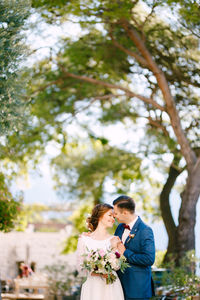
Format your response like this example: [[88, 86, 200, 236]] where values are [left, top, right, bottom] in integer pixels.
[[141, 1, 157, 29], [166, 71, 200, 88], [66, 94, 117, 123], [180, 20, 200, 39], [31, 79, 64, 97], [109, 31, 148, 67], [60, 66, 165, 112], [147, 116, 170, 138], [120, 19, 197, 169]]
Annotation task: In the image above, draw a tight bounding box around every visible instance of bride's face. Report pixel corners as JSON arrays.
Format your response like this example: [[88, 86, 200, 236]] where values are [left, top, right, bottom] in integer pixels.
[[99, 209, 115, 228]]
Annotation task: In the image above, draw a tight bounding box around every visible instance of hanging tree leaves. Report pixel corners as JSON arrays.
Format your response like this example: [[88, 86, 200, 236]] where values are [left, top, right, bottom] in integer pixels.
[[0, 0, 31, 231], [0, 0, 31, 134]]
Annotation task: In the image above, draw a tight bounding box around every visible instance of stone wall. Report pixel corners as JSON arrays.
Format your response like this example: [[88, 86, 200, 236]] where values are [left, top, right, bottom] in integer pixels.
[[0, 230, 76, 280]]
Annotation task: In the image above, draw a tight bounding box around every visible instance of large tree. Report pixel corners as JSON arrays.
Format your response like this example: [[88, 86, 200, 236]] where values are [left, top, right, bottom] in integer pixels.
[[30, 0, 200, 263], [0, 0, 31, 231], [0, 0, 31, 134]]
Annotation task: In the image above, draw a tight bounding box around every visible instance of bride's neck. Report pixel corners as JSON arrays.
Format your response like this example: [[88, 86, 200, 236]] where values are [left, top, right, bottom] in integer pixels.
[[92, 224, 109, 238]]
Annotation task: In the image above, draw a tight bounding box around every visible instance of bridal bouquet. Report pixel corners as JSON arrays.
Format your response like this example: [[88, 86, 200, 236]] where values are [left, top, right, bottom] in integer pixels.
[[81, 248, 129, 284]]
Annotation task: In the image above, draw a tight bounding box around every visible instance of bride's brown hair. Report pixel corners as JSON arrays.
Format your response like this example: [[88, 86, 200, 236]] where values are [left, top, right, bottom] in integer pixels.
[[86, 203, 113, 232]]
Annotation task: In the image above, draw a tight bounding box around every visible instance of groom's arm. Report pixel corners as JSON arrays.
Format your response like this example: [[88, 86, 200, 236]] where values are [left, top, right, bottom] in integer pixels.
[[118, 227, 155, 267]]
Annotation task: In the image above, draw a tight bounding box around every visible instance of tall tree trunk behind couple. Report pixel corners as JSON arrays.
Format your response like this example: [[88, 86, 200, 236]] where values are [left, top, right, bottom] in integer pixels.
[[160, 158, 200, 264], [177, 163, 200, 262]]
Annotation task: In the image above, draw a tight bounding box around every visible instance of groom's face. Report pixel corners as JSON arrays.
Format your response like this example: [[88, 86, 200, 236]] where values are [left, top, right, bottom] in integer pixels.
[[113, 205, 127, 223]]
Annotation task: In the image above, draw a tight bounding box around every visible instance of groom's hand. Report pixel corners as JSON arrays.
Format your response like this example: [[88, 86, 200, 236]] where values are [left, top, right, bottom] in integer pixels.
[[110, 236, 121, 249], [117, 241, 126, 255]]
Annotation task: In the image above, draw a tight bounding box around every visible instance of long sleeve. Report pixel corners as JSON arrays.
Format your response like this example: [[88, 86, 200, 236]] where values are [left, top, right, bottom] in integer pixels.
[[76, 236, 87, 275], [123, 227, 155, 267]]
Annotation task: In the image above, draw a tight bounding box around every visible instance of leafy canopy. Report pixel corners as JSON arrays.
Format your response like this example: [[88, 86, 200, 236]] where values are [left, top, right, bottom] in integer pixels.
[[0, 173, 22, 232], [29, 0, 200, 192]]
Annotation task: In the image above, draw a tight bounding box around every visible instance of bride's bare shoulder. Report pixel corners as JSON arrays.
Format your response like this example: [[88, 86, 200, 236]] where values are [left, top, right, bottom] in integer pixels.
[[79, 232, 91, 238]]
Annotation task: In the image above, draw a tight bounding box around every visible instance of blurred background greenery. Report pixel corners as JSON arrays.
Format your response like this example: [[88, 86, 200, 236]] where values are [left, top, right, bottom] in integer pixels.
[[0, 1, 200, 297]]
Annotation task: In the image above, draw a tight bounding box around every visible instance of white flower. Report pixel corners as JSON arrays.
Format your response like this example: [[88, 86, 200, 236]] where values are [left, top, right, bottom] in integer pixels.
[[107, 252, 117, 264]]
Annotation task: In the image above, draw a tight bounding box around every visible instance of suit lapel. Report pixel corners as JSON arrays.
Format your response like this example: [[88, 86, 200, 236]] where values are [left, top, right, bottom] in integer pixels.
[[118, 225, 124, 240]]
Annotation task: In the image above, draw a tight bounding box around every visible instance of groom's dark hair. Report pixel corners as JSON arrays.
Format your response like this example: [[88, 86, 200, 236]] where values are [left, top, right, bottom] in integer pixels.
[[113, 195, 135, 213]]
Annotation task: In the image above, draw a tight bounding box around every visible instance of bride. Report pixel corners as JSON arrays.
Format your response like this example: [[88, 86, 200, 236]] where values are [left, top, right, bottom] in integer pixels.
[[76, 203, 124, 300]]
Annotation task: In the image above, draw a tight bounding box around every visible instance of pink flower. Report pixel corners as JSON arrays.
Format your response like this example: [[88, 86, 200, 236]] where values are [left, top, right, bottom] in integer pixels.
[[99, 249, 106, 257], [87, 253, 92, 259], [115, 251, 121, 258], [107, 252, 116, 264]]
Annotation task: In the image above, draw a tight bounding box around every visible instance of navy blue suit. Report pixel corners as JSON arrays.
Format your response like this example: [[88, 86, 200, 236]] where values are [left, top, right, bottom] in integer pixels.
[[115, 217, 155, 300]]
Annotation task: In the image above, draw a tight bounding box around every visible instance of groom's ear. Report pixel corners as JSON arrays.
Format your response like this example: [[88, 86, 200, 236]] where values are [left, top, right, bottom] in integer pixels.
[[122, 209, 128, 215]]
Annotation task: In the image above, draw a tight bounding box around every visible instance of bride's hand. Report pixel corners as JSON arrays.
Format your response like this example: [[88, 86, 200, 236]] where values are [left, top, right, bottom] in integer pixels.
[[91, 272, 108, 279], [110, 236, 121, 249]]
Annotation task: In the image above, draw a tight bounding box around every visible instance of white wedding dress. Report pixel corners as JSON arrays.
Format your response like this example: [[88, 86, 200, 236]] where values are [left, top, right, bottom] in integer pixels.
[[77, 235, 125, 300]]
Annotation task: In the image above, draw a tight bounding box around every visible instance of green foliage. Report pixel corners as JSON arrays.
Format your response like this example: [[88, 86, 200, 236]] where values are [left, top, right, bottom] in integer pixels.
[[62, 202, 93, 254], [32, 0, 136, 24], [167, 0, 200, 36], [44, 261, 82, 296], [52, 137, 142, 203], [0, 173, 22, 232], [62, 30, 130, 79], [160, 251, 200, 297], [154, 250, 167, 268], [0, 0, 36, 232], [0, 0, 31, 134], [15, 203, 49, 231], [29, 0, 200, 168], [70, 202, 93, 232], [62, 234, 80, 254]]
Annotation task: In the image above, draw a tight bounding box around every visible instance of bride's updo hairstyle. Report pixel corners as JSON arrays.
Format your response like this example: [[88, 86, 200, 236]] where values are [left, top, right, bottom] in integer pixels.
[[86, 203, 113, 232]]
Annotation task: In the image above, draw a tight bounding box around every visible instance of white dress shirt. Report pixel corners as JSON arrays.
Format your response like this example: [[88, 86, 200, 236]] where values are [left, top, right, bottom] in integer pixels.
[[122, 216, 138, 243]]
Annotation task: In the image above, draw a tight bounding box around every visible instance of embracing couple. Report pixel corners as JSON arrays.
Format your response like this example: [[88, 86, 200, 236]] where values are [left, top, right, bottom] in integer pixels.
[[77, 195, 155, 300]]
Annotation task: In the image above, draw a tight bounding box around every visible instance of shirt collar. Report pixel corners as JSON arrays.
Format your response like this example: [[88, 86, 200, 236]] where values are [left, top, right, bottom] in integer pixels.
[[128, 216, 138, 230]]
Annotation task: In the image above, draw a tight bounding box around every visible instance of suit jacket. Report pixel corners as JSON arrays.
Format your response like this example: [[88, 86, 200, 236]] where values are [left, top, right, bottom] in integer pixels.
[[115, 217, 155, 299]]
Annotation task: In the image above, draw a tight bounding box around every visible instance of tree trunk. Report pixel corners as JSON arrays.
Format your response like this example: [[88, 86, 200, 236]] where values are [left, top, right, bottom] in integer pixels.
[[177, 160, 200, 263], [160, 162, 181, 263], [160, 159, 200, 264]]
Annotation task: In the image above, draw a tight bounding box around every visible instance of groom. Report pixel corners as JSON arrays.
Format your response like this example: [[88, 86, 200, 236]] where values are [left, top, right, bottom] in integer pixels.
[[113, 195, 155, 300]]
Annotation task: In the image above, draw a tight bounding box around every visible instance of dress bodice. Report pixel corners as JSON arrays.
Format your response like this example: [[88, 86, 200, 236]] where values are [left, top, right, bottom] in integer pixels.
[[80, 235, 113, 252]]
